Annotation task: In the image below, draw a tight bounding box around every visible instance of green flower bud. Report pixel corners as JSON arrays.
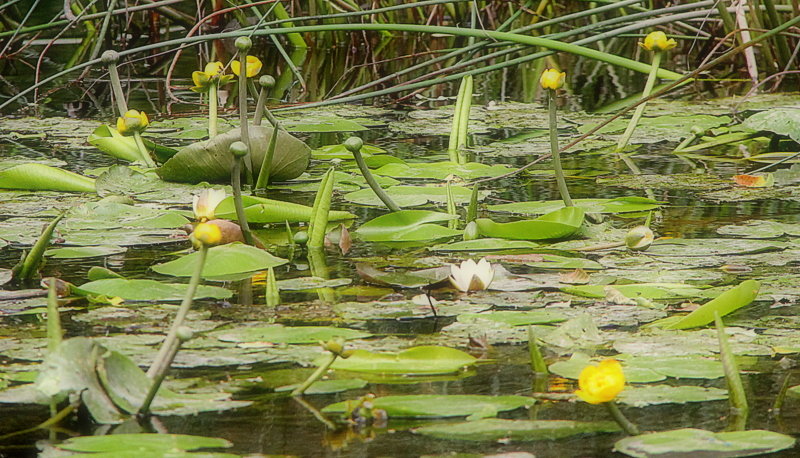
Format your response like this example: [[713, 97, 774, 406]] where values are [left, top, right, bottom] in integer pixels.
[[176, 326, 194, 342], [293, 230, 309, 244], [463, 221, 479, 241], [101, 50, 119, 65], [230, 141, 249, 158], [259, 75, 276, 89], [235, 36, 252, 51], [343, 137, 364, 154], [625, 225, 654, 251]]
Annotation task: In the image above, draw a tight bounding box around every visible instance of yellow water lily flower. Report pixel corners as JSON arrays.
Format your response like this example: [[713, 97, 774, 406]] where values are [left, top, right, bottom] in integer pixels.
[[449, 258, 495, 292], [232, 55, 263, 78], [575, 359, 625, 404], [191, 61, 233, 93], [192, 222, 223, 247], [540, 68, 566, 90], [639, 31, 677, 52], [192, 188, 226, 221], [116, 109, 149, 135]]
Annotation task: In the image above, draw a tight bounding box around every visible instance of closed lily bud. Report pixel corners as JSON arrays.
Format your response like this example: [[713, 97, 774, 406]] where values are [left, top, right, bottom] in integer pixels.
[[625, 225, 654, 251], [192, 188, 227, 221], [540, 68, 566, 90], [639, 31, 677, 52], [191, 222, 223, 248], [116, 109, 149, 135]]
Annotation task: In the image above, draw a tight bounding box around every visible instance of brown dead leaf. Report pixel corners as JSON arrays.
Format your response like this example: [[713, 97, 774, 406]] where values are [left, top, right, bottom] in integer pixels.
[[338, 224, 352, 255]]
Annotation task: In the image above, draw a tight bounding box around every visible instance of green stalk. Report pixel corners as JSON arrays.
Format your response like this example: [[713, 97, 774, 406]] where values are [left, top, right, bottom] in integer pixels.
[[456, 75, 473, 164], [86, 0, 118, 64], [762, 0, 792, 70], [605, 402, 640, 436], [133, 131, 157, 167], [272, 0, 307, 48], [345, 137, 400, 212], [466, 184, 479, 223], [145, 245, 208, 380], [308, 167, 335, 249], [46, 278, 62, 352], [255, 124, 279, 190], [236, 44, 253, 185], [12, 213, 64, 281], [102, 51, 128, 117], [265, 267, 280, 307], [308, 247, 335, 303], [447, 78, 466, 161], [208, 82, 219, 137], [232, 154, 255, 246], [715, 313, 749, 423], [527, 326, 548, 374], [291, 353, 337, 396], [547, 89, 573, 207], [446, 181, 457, 230], [615, 51, 662, 153]]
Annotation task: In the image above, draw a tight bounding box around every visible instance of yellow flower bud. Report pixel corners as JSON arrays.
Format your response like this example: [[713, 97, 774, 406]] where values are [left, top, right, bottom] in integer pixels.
[[232, 55, 263, 78], [191, 61, 231, 93], [639, 31, 677, 52], [192, 222, 223, 247], [204, 61, 224, 76], [540, 69, 566, 90], [116, 109, 149, 135], [575, 359, 625, 404]]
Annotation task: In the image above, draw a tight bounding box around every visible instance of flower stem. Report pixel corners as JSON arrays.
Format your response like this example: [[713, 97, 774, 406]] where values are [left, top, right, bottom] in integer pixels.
[[208, 82, 218, 137], [291, 353, 337, 396], [350, 142, 400, 212], [232, 155, 255, 246], [133, 131, 156, 167], [106, 59, 128, 116], [548, 89, 573, 207], [254, 122, 278, 191], [142, 245, 208, 413], [237, 50, 253, 186], [605, 401, 640, 436], [615, 51, 662, 152]]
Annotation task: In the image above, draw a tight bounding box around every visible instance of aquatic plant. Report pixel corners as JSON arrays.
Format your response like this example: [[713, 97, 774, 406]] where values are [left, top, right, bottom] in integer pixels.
[[541, 68, 573, 207]]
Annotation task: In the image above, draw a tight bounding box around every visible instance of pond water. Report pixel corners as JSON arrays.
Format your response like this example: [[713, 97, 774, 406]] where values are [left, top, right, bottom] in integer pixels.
[[3, 27, 800, 457]]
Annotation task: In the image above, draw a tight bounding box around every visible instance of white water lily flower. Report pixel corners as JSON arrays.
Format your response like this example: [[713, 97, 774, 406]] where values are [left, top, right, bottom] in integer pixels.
[[449, 258, 495, 292], [192, 188, 226, 221]]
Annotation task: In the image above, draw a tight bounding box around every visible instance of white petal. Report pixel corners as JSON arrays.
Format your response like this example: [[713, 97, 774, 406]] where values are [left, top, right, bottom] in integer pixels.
[[449, 263, 472, 292]]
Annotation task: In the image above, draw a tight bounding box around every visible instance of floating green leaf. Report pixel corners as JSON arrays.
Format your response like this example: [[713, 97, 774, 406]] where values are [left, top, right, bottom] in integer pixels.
[[414, 419, 620, 441], [344, 184, 488, 207], [489, 197, 661, 215], [157, 125, 310, 183], [614, 428, 795, 457], [74, 279, 232, 301], [475, 207, 584, 240], [215, 195, 354, 223], [56, 433, 233, 455], [328, 346, 476, 374], [618, 385, 728, 407], [743, 107, 800, 143], [561, 283, 709, 300], [664, 280, 760, 330], [45, 245, 127, 259], [88, 125, 176, 163], [355, 210, 461, 242], [429, 238, 541, 251], [457, 310, 567, 326], [323, 394, 533, 418], [373, 161, 515, 180], [275, 378, 367, 395], [211, 325, 370, 344], [152, 243, 287, 278], [0, 163, 95, 193]]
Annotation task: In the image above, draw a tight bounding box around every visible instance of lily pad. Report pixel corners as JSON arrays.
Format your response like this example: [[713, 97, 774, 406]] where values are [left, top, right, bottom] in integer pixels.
[[373, 160, 515, 180], [275, 378, 367, 395], [45, 245, 127, 259], [489, 197, 661, 215], [152, 243, 287, 278], [614, 428, 795, 457], [211, 325, 370, 344], [662, 280, 760, 330], [157, 125, 310, 184], [414, 419, 620, 441], [215, 195, 354, 223], [355, 210, 461, 242], [0, 163, 95, 193], [344, 184, 489, 207], [328, 346, 476, 374], [618, 385, 728, 407], [561, 283, 708, 300], [74, 279, 232, 301], [429, 238, 541, 251], [323, 394, 534, 418], [457, 310, 567, 326], [55, 433, 233, 455], [475, 207, 584, 240], [743, 107, 800, 143]]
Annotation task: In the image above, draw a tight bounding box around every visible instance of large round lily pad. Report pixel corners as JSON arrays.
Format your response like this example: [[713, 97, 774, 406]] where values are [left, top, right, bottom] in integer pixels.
[[157, 126, 310, 183]]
